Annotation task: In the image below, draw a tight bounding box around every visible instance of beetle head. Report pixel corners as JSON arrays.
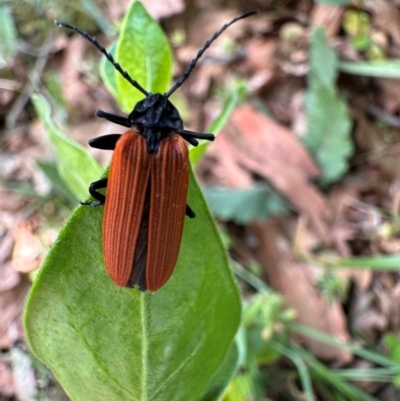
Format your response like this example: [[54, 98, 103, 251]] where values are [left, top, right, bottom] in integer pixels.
[[128, 93, 183, 153]]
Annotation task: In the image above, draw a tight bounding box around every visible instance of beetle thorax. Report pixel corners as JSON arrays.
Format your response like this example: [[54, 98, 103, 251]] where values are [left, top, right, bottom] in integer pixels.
[[128, 93, 183, 153]]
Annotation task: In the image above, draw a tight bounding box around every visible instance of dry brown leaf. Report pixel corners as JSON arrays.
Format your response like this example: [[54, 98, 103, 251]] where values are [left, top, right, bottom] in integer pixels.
[[353, 108, 400, 181], [247, 38, 278, 72], [246, 38, 279, 93], [142, 0, 185, 19], [375, 78, 400, 114], [11, 222, 42, 274], [352, 308, 387, 341], [0, 232, 14, 265], [0, 277, 30, 349], [378, 237, 400, 254], [0, 358, 14, 397], [349, 285, 387, 341], [206, 105, 331, 240], [59, 36, 97, 120], [310, 4, 344, 37], [0, 263, 20, 293], [366, 0, 400, 46], [186, 9, 252, 50], [252, 220, 352, 363], [198, 134, 254, 188], [189, 64, 225, 99]]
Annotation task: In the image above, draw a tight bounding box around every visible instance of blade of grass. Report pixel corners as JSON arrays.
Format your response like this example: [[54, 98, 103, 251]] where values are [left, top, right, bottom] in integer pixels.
[[291, 323, 398, 367], [294, 345, 380, 401]]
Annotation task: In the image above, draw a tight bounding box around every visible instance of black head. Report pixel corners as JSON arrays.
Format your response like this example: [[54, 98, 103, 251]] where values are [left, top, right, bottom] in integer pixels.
[[56, 11, 256, 153], [128, 93, 183, 153]]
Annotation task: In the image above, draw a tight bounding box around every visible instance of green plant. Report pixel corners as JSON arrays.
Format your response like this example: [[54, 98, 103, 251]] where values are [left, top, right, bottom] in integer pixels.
[[24, 2, 242, 400]]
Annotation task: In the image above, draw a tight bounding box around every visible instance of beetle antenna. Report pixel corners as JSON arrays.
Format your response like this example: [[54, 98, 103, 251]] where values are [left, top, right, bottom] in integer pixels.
[[166, 11, 256, 98], [55, 20, 149, 96]]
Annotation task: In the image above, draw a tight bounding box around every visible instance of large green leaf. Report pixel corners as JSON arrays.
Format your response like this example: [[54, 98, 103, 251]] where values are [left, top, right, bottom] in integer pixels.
[[115, 1, 172, 112], [200, 342, 239, 401], [32, 94, 103, 200], [24, 169, 241, 401]]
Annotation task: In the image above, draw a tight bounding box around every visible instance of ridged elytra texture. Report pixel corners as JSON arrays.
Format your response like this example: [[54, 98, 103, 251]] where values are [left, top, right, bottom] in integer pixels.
[[103, 128, 189, 291]]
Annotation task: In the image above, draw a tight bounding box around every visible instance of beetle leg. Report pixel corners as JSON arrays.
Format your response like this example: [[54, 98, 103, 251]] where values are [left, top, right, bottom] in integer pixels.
[[185, 204, 196, 218], [177, 129, 215, 144], [81, 178, 108, 207], [89, 134, 121, 150], [96, 110, 131, 128]]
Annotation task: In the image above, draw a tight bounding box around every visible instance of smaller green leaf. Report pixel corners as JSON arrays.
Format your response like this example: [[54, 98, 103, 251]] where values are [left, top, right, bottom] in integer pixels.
[[115, 1, 172, 112], [304, 28, 353, 186], [32, 94, 103, 200], [309, 27, 337, 87], [304, 83, 353, 185], [343, 10, 370, 40], [202, 185, 289, 224], [0, 6, 17, 65], [222, 372, 254, 401]]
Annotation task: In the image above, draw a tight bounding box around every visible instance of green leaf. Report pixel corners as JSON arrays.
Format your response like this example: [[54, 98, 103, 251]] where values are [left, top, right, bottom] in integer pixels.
[[0, 5, 17, 65], [115, 1, 172, 112], [339, 60, 400, 78], [222, 372, 254, 401], [32, 94, 103, 200], [384, 333, 400, 387], [323, 254, 400, 270], [24, 169, 241, 401], [309, 27, 337, 87], [200, 343, 239, 401], [304, 28, 353, 186], [304, 83, 353, 185], [202, 185, 289, 224]]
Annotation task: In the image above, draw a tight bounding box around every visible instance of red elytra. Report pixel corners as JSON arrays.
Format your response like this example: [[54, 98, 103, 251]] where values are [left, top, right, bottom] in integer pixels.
[[56, 11, 256, 291], [103, 129, 189, 291]]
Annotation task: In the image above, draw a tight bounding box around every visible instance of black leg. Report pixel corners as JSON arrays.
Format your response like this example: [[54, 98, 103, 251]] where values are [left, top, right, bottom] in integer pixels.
[[183, 137, 199, 147], [178, 130, 215, 146], [178, 129, 215, 142], [81, 178, 108, 207], [186, 204, 196, 218], [89, 134, 121, 150], [96, 110, 131, 128]]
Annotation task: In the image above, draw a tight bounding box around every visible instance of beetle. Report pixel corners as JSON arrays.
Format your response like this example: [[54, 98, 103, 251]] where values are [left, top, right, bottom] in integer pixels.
[[56, 11, 256, 292]]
